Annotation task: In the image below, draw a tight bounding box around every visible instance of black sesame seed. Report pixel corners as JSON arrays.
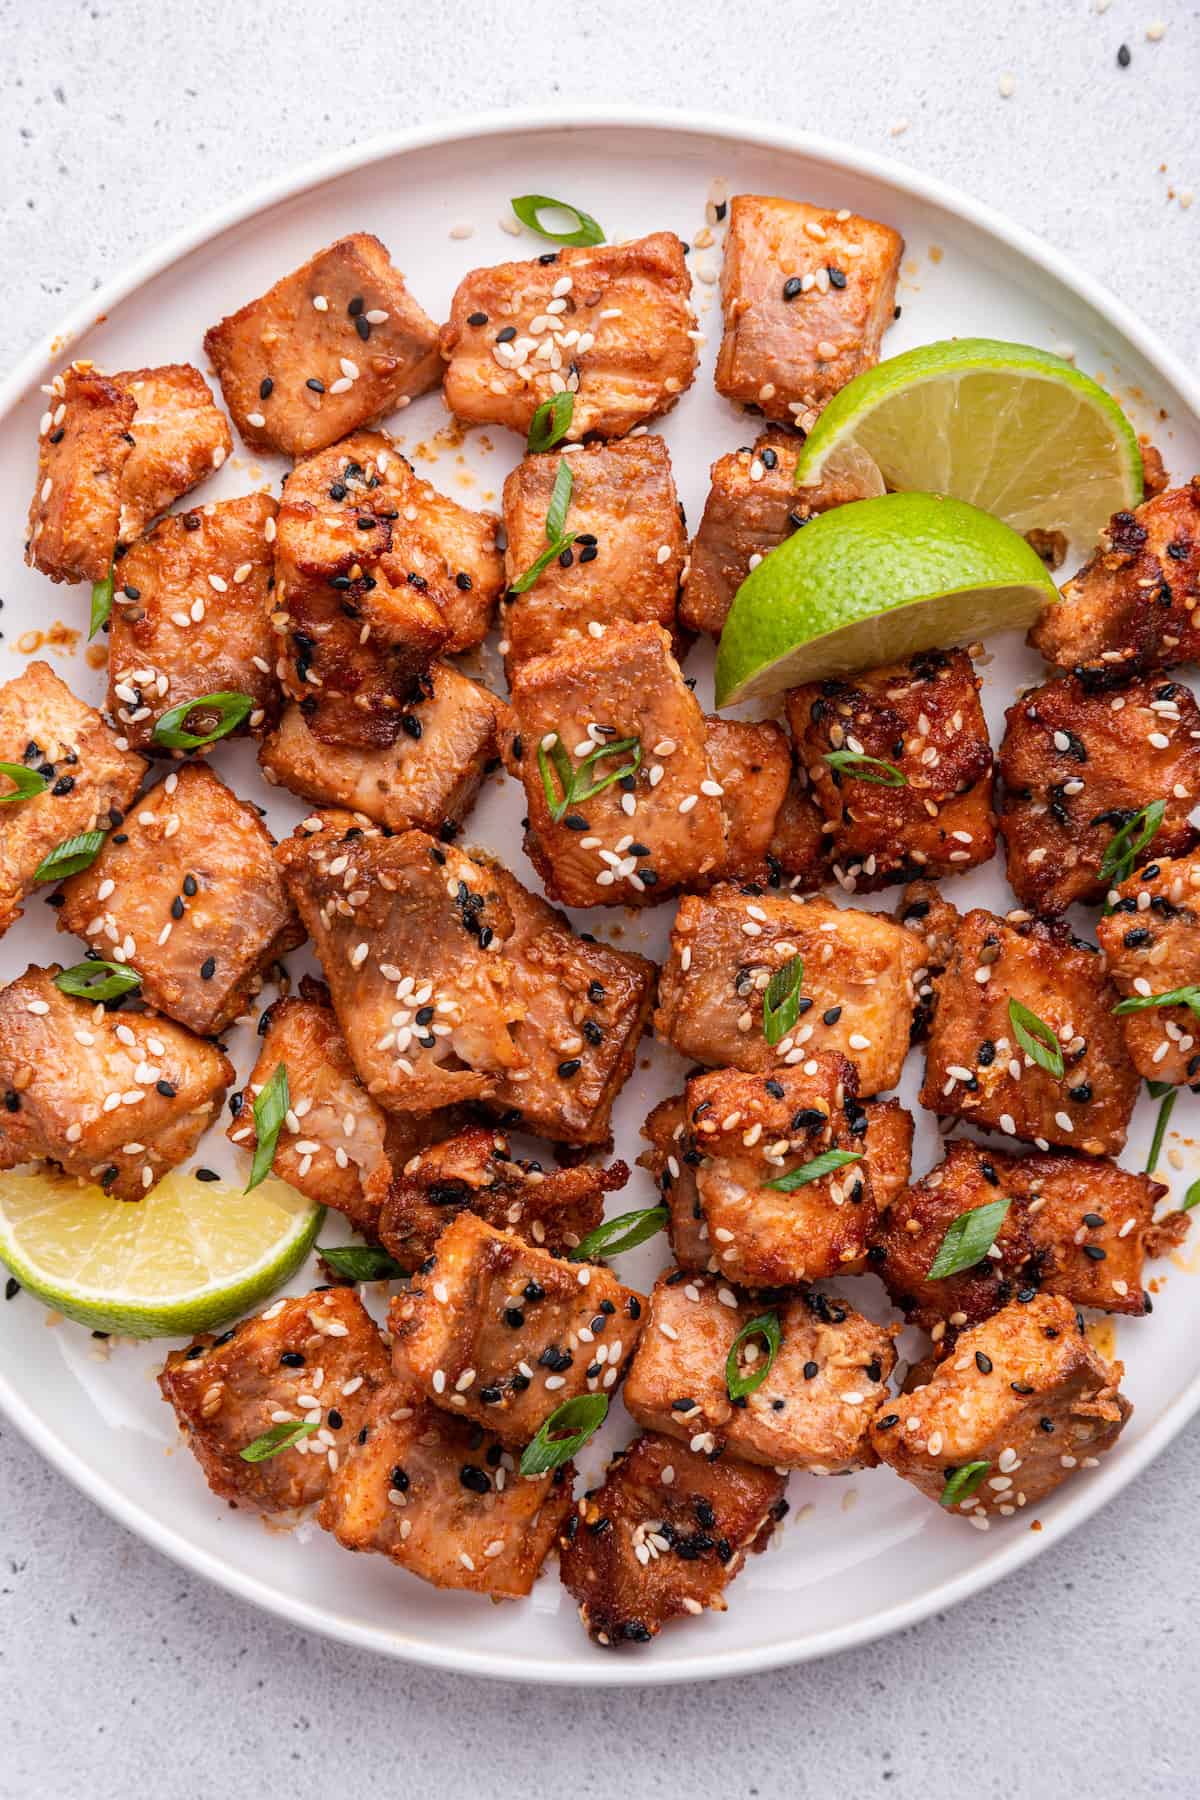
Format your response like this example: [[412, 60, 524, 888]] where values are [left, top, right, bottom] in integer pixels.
[[280, 1351, 305, 1368], [803, 1361, 819, 1380], [171, 896, 185, 920], [1083, 1244, 1107, 1261], [1117, 42, 1131, 67], [467, 311, 489, 326], [822, 1006, 842, 1026], [495, 326, 517, 344], [200, 957, 216, 980], [156, 1079, 177, 1097], [503, 1307, 525, 1329], [355, 315, 371, 341], [306, 377, 325, 393], [975, 1351, 993, 1374], [455, 571, 473, 590], [4, 1278, 18, 1301], [557, 1058, 581, 1079], [195, 1168, 219, 1183], [390, 1466, 410, 1491], [578, 545, 598, 564], [183, 874, 198, 897], [460, 1464, 491, 1494], [828, 267, 847, 289], [327, 1408, 343, 1429], [259, 377, 274, 399]]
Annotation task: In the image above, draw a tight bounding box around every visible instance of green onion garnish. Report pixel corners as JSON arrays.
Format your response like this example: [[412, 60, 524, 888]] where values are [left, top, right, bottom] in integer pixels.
[[510, 194, 605, 247], [537, 732, 642, 822], [762, 955, 804, 1047], [519, 1393, 608, 1476], [245, 1063, 289, 1194], [151, 691, 254, 750], [939, 1461, 991, 1508], [239, 1420, 320, 1463], [725, 1311, 781, 1401], [509, 534, 577, 594], [927, 1198, 1011, 1280], [0, 762, 49, 804], [766, 1148, 862, 1194], [570, 1206, 668, 1261], [1113, 985, 1200, 1018], [527, 392, 575, 453], [89, 565, 115, 639], [53, 960, 142, 1002], [1145, 1085, 1177, 1175], [1099, 799, 1166, 893], [545, 457, 574, 540], [823, 750, 907, 786], [1008, 998, 1064, 1078], [33, 830, 106, 884], [317, 1244, 408, 1281], [1182, 1178, 1200, 1212]]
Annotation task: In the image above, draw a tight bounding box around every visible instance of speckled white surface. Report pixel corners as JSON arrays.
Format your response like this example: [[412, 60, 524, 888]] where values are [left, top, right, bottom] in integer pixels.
[[1, 1, 1197, 1793]]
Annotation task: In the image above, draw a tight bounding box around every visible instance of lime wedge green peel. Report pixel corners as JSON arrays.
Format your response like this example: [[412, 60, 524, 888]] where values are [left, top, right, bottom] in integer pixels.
[[0, 1169, 322, 1337], [715, 491, 1057, 706], [793, 338, 1143, 545]]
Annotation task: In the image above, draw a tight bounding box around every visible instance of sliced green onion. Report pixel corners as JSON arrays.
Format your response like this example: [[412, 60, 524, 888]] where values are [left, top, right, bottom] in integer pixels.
[[239, 1420, 320, 1463], [571, 736, 642, 803], [1182, 1178, 1200, 1212], [537, 733, 642, 822], [33, 830, 106, 884], [509, 533, 577, 595], [570, 1206, 668, 1261], [939, 1461, 990, 1508], [1113, 984, 1200, 1018], [245, 1063, 289, 1194], [89, 565, 115, 639], [151, 690, 254, 750], [545, 457, 574, 541], [0, 762, 49, 804], [928, 1198, 1011, 1280], [317, 1244, 408, 1281], [1099, 799, 1166, 891], [1008, 998, 1064, 1079], [1145, 1087, 1177, 1175], [519, 1393, 608, 1476], [766, 1148, 862, 1194], [823, 750, 907, 787], [725, 1311, 781, 1401], [762, 954, 804, 1048], [527, 392, 575, 454], [510, 193, 605, 247], [54, 960, 142, 1002]]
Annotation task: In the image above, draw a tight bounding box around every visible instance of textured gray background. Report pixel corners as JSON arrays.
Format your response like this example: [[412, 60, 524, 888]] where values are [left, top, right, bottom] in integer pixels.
[[1, 2, 1197, 1794]]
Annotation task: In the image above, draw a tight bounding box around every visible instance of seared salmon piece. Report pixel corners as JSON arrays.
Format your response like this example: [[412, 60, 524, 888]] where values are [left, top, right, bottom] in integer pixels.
[[559, 1430, 785, 1647], [870, 1294, 1131, 1520], [501, 436, 686, 674], [108, 492, 279, 750], [319, 1380, 572, 1598], [920, 909, 1139, 1157], [259, 664, 503, 835], [1095, 849, 1200, 1087], [999, 672, 1200, 914], [699, 719, 793, 887], [715, 196, 902, 425], [0, 964, 231, 1201], [111, 363, 232, 542], [25, 366, 135, 583], [276, 814, 522, 1114], [787, 649, 996, 893], [440, 232, 698, 440], [58, 763, 303, 1038], [159, 1288, 392, 1512], [204, 233, 441, 457], [1029, 479, 1200, 675], [0, 661, 146, 941], [390, 1211, 644, 1446]]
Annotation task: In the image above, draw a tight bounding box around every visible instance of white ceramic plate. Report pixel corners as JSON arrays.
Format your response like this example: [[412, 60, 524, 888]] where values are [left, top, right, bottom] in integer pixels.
[[1, 107, 1198, 1687]]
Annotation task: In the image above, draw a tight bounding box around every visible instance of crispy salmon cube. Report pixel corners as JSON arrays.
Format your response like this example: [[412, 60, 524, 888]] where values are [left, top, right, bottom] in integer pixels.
[[715, 196, 903, 425], [876, 1139, 1179, 1338], [480, 862, 656, 1144], [921, 910, 1139, 1157], [318, 1381, 572, 1597], [57, 763, 302, 1038], [560, 1430, 786, 1647], [440, 232, 698, 440], [1096, 849, 1200, 1086], [761, 767, 830, 894], [112, 364, 232, 542], [681, 427, 881, 638], [107, 492, 279, 750], [999, 673, 1200, 913], [259, 664, 502, 834], [276, 815, 522, 1114], [377, 1125, 622, 1268], [0, 662, 146, 940], [503, 622, 727, 908], [895, 879, 961, 1040], [159, 1288, 392, 1512], [787, 649, 996, 892], [227, 982, 396, 1238], [273, 431, 502, 748], [655, 888, 922, 1095], [700, 719, 792, 886], [0, 964, 231, 1201], [500, 436, 686, 675], [687, 1057, 877, 1286], [623, 1273, 896, 1473], [204, 233, 441, 457], [25, 366, 135, 582], [1029, 479, 1200, 676], [870, 1294, 1131, 1521], [390, 1211, 645, 1447]]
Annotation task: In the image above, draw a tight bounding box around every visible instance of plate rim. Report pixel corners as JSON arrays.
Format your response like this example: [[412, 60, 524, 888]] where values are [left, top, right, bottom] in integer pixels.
[[2, 102, 1198, 1687]]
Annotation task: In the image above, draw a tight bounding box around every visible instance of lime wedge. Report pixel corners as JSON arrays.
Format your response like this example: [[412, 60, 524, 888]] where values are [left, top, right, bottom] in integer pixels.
[[0, 1168, 322, 1337], [793, 338, 1143, 545], [714, 491, 1057, 706]]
